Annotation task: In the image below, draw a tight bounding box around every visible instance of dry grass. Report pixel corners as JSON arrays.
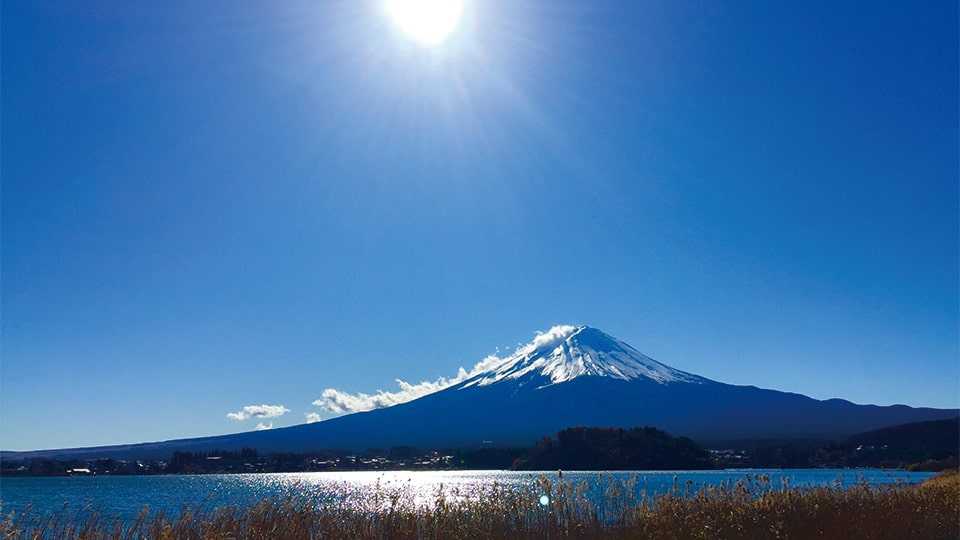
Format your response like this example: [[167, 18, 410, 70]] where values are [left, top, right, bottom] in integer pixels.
[[2, 473, 957, 539], [919, 469, 959, 490]]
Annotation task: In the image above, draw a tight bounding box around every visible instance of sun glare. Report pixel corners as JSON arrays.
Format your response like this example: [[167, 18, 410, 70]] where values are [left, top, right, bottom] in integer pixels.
[[385, 0, 465, 46]]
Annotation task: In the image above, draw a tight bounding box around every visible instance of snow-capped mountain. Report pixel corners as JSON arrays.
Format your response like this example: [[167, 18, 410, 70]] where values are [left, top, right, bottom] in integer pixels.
[[7, 325, 957, 460], [459, 325, 705, 388]]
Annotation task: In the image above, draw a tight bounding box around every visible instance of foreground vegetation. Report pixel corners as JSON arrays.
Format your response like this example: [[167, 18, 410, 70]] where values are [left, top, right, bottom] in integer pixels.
[[2, 471, 957, 539]]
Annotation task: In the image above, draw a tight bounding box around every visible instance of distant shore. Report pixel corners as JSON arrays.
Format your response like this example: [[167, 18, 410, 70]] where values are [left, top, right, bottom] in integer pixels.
[[0, 464, 950, 478], [7, 420, 958, 478]]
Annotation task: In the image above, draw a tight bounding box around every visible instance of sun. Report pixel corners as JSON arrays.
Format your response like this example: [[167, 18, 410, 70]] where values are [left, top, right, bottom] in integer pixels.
[[385, 0, 465, 46]]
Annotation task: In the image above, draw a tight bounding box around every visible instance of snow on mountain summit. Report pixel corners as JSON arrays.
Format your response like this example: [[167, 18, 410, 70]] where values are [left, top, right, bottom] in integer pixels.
[[460, 325, 706, 389]]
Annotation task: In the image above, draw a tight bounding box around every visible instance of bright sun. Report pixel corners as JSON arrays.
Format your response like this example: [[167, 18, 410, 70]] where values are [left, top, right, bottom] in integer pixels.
[[385, 0, 465, 46]]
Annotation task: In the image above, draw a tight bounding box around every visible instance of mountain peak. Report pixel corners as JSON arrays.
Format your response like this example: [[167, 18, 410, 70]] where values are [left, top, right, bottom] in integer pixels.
[[460, 324, 705, 389]]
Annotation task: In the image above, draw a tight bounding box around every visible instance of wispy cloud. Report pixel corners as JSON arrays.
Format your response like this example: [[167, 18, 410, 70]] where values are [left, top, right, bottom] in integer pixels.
[[527, 324, 578, 352], [304, 412, 322, 424], [226, 404, 290, 421], [313, 352, 510, 415], [315, 377, 459, 415], [255, 422, 273, 430]]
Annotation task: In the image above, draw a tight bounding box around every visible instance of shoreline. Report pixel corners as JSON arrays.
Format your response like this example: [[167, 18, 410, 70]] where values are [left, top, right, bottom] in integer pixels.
[[0, 464, 946, 479]]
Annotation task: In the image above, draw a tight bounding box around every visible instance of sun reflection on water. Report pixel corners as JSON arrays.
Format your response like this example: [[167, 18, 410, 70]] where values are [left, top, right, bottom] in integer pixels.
[[241, 470, 534, 511]]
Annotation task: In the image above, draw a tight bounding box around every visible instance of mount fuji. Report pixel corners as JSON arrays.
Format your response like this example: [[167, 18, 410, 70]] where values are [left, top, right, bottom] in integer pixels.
[[7, 325, 957, 459]]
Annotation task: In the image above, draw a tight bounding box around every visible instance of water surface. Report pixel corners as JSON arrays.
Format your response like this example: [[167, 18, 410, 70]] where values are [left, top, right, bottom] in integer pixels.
[[0, 469, 933, 521]]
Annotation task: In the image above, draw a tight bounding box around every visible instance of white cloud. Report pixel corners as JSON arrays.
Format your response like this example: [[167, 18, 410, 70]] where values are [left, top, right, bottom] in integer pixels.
[[527, 324, 579, 353], [304, 412, 322, 424], [227, 404, 290, 421], [311, 345, 533, 415], [255, 422, 273, 430]]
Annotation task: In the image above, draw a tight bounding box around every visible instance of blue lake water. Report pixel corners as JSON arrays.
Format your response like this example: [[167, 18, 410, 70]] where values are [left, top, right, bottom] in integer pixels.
[[0, 469, 933, 521]]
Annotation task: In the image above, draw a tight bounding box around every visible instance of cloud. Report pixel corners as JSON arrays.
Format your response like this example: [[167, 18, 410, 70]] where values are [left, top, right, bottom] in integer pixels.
[[311, 340, 548, 415], [304, 412, 322, 424], [226, 404, 290, 421], [517, 324, 578, 354], [255, 422, 273, 430]]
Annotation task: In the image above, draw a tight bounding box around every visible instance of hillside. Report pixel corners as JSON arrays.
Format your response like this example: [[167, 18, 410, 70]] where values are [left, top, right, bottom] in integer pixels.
[[514, 426, 712, 470]]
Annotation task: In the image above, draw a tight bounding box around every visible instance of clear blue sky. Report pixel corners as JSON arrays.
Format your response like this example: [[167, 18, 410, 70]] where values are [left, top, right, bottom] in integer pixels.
[[2, 1, 957, 451]]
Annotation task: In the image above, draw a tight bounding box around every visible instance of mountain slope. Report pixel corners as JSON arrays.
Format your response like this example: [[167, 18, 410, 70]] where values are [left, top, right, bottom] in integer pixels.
[[458, 325, 707, 388], [848, 419, 959, 457], [4, 326, 956, 460]]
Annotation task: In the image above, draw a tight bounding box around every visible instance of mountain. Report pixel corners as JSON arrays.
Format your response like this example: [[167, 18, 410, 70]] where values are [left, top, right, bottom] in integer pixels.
[[4, 325, 956, 460]]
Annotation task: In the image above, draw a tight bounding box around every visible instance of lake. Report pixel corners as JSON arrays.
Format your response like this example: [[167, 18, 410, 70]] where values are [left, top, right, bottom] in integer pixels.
[[0, 469, 933, 521]]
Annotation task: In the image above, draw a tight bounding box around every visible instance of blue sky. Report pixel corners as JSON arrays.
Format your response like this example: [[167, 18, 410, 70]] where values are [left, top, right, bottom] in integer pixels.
[[2, 1, 957, 451]]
